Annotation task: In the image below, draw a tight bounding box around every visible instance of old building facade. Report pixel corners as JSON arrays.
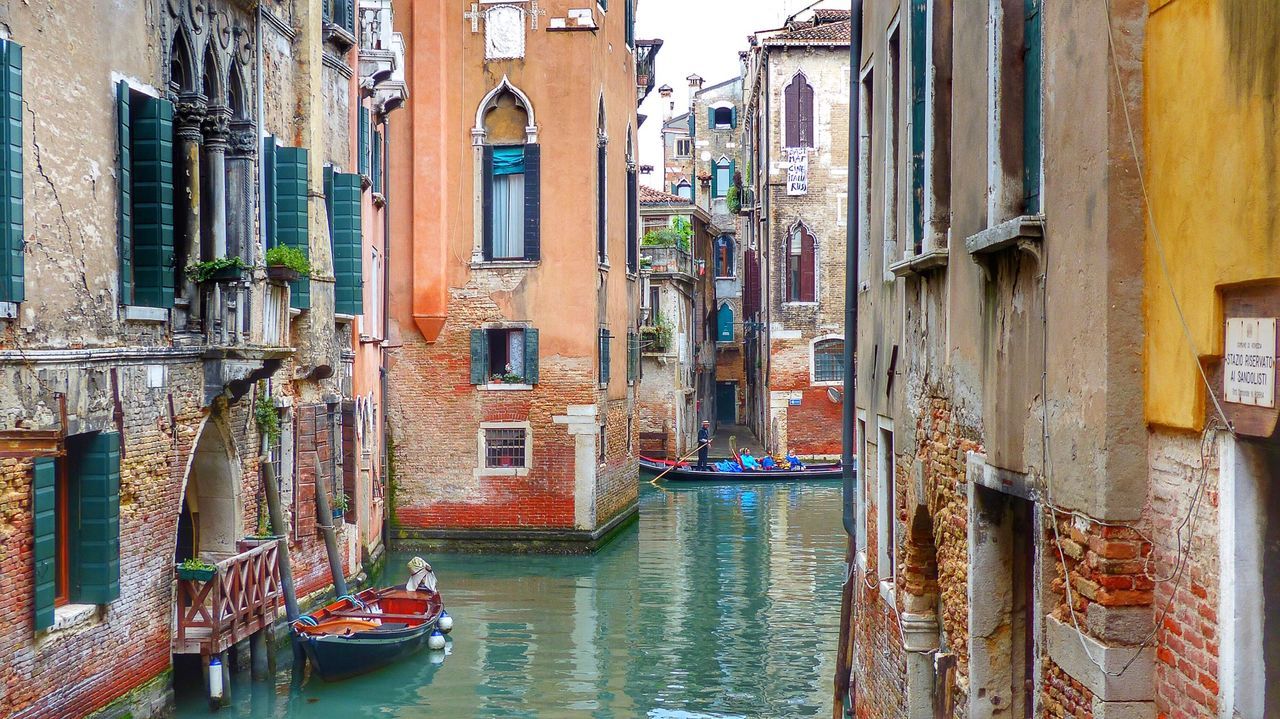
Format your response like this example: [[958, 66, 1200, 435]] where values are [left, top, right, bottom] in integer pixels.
[[0, 0, 402, 716], [742, 10, 850, 458], [386, 1, 648, 550]]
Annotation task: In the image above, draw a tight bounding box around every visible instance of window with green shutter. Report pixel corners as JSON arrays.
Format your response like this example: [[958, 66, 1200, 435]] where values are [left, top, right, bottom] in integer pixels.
[[0, 40, 22, 304], [910, 0, 927, 255], [359, 108, 371, 179], [75, 432, 121, 605], [118, 83, 176, 309], [31, 457, 55, 631], [598, 329, 612, 385], [470, 327, 539, 384], [627, 331, 638, 382], [372, 129, 383, 195], [274, 146, 310, 310], [331, 172, 363, 316], [1023, 0, 1042, 214]]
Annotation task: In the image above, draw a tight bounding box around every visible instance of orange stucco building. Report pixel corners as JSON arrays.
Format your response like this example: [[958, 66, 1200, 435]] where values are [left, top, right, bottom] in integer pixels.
[[385, 1, 650, 549]]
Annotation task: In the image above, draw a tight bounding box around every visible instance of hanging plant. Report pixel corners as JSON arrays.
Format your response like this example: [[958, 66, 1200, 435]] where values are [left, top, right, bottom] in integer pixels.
[[264, 245, 311, 274], [185, 256, 248, 283], [254, 384, 281, 445]]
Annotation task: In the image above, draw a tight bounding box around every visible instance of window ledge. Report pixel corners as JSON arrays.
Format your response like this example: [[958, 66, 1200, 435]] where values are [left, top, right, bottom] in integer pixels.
[[358, 334, 383, 345], [965, 214, 1044, 257], [122, 305, 169, 323], [479, 383, 533, 391], [811, 380, 842, 388], [334, 313, 355, 323], [879, 578, 896, 607], [0, 301, 15, 319], [39, 603, 100, 643], [475, 466, 530, 478], [471, 260, 540, 270], [888, 247, 950, 278], [323, 22, 357, 51], [782, 301, 818, 307]]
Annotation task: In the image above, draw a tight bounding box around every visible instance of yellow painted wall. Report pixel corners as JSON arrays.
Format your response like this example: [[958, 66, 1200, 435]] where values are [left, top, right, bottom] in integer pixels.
[[1144, 0, 1280, 430]]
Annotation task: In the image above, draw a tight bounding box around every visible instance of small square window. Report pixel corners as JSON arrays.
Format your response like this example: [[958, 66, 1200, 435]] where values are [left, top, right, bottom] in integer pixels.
[[675, 138, 692, 157], [484, 428, 528, 468]]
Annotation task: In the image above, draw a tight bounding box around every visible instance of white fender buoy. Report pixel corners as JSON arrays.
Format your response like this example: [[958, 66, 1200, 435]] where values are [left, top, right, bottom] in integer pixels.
[[428, 628, 446, 650], [438, 610, 453, 634], [208, 656, 224, 701]]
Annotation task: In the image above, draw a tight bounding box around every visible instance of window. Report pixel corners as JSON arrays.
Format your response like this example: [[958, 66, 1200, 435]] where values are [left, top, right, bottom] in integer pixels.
[[368, 248, 381, 337], [877, 420, 896, 586], [598, 421, 608, 463], [715, 235, 735, 278], [372, 127, 384, 195], [675, 180, 693, 201], [786, 223, 816, 303], [648, 286, 661, 321], [712, 157, 732, 199], [0, 40, 22, 304], [329, 171, 363, 316], [116, 82, 176, 309], [784, 72, 814, 148], [1023, 0, 1043, 214], [470, 327, 540, 384], [857, 65, 874, 286], [987, 0, 1041, 223], [598, 328, 612, 384], [489, 146, 527, 260], [324, 0, 356, 34], [267, 142, 312, 310], [885, 22, 902, 269], [480, 86, 540, 262], [711, 106, 736, 130], [627, 331, 640, 382], [856, 414, 868, 556], [484, 428, 528, 468], [717, 303, 734, 342], [32, 432, 122, 630], [813, 338, 844, 383], [626, 130, 638, 273], [597, 130, 608, 264], [358, 107, 371, 178], [675, 138, 692, 157]]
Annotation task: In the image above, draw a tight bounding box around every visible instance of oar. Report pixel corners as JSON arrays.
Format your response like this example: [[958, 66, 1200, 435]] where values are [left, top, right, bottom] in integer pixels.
[[648, 441, 711, 485]]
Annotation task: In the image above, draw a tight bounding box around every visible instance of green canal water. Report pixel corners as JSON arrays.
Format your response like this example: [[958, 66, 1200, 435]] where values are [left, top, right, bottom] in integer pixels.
[[175, 480, 845, 718]]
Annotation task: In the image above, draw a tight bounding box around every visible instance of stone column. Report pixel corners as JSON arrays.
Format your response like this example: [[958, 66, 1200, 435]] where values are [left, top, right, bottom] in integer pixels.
[[176, 95, 207, 333], [227, 120, 257, 341], [203, 105, 231, 260]]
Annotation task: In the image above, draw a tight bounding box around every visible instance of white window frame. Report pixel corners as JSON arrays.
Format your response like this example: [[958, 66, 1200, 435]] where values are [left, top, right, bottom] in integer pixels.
[[476, 421, 532, 477], [809, 334, 845, 387], [709, 101, 735, 130], [883, 14, 903, 273], [856, 411, 869, 570], [675, 137, 692, 157], [857, 62, 874, 291], [877, 416, 896, 603]]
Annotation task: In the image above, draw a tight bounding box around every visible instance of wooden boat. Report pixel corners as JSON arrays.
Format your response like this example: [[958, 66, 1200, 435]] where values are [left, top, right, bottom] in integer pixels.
[[292, 586, 443, 681], [639, 455, 847, 482]]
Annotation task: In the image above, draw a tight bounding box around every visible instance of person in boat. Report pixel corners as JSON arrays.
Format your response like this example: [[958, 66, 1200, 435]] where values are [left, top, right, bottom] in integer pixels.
[[760, 454, 778, 470], [695, 420, 712, 470], [786, 453, 806, 470], [406, 556, 437, 594], [740, 448, 762, 471]]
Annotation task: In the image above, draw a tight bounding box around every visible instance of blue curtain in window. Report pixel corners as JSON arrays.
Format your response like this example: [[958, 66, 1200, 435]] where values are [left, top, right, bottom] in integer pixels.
[[493, 146, 525, 176], [492, 146, 526, 258]]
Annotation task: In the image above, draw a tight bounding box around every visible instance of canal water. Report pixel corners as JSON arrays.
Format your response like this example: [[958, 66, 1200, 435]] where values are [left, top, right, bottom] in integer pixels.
[[175, 480, 845, 718]]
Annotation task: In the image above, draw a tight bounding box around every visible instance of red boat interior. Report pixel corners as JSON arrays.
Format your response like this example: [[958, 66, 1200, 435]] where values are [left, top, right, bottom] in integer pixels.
[[294, 588, 438, 637]]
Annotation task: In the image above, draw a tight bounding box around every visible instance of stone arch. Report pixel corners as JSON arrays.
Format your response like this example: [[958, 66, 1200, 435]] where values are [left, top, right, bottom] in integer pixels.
[[170, 28, 197, 93], [473, 76, 537, 144], [901, 504, 945, 716], [175, 414, 244, 562], [201, 43, 224, 102], [227, 62, 249, 119]]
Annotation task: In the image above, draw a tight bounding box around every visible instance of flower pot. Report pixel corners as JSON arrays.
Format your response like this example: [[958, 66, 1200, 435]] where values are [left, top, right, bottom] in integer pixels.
[[266, 265, 301, 282], [332, 508, 344, 520], [207, 265, 245, 282], [176, 565, 217, 582]]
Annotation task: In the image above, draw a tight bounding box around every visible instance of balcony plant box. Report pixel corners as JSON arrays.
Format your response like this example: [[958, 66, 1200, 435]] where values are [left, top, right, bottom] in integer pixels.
[[187, 257, 249, 284], [265, 265, 301, 282], [176, 559, 217, 582], [264, 245, 311, 284]]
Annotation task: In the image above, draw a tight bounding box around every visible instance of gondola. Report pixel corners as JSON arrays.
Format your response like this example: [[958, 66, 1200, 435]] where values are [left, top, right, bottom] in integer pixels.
[[639, 455, 846, 482], [292, 586, 443, 681]]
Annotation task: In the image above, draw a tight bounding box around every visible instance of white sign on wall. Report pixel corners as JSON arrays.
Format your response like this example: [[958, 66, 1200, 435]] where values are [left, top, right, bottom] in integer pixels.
[[1224, 317, 1276, 408], [785, 147, 808, 196]]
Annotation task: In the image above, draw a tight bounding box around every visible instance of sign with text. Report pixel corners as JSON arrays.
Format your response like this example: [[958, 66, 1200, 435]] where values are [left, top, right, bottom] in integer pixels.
[[785, 148, 808, 196], [1224, 317, 1276, 408]]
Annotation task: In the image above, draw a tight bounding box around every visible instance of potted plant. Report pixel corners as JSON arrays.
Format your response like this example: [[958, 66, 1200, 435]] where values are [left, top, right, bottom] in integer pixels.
[[501, 372, 525, 384], [264, 245, 311, 282], [332, 490, 349, 520], [186, 256, 249, 283], [490, 373, 504, 384], [176, 557, 217, 582]]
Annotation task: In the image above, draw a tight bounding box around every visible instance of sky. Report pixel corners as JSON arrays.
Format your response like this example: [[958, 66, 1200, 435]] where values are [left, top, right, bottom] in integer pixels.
[[634, 0, 847, 190]]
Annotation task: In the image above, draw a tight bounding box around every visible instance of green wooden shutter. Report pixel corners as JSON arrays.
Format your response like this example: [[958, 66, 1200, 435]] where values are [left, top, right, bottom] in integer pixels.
[[730, 159, 737, 188], [599, 330, 611, 384], [116, 83, 133, 305], [0, 41, 22, 304], [32, 457, 55, 631], [627, 332, 637, 382], [359, 108, 370, 178], [131, 95, 175, 308], [1023, 0, 1042, 214], [730, 107, 738, 129], [911, 0, 927, 254], [625, 0, 634, 46], [344, 0, 356, 35], [372, 129, 383, 195], [482, 145, 494, 260], [332, 172, 363, 316], [523, 144, 541, 261], [275, 146, 310, 309], [687, 112, 695, 138], [324, 164, 334, 233], [263, 137, 277, 246], [470, 329, 488, 384], [523, 328, 539, 385], [76, 432, 121, 604]]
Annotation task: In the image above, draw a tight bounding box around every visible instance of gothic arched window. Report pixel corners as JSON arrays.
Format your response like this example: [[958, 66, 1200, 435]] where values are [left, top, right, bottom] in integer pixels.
[[715, 235, 735, 278], [787, 222, 816, 303], [785, 72, 815, 149]]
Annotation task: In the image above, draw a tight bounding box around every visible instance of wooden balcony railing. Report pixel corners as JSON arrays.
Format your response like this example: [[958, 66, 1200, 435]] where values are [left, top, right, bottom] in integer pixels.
[[172, 540, 282, 656]]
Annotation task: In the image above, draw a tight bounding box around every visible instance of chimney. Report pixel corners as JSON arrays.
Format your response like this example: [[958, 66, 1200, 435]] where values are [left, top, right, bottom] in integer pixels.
[[686, 73, 703, 119], [659, 84, 674, 122]]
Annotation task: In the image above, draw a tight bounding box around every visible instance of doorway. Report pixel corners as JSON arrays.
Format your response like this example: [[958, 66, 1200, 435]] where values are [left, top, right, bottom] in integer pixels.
[[177, 417, 243, 562], [716, 382, 737, 425]]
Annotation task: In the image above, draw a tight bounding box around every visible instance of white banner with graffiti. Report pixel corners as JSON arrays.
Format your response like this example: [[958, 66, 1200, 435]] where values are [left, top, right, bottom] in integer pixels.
[[786, 148, 809, 196]]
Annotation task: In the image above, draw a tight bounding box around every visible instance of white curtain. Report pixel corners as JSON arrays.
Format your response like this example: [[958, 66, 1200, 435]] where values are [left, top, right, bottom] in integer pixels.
[[507, 329, 525, 376], [492, 173, 526, 258]]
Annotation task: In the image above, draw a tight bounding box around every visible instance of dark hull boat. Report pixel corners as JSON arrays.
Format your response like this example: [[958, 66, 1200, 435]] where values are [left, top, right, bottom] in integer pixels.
[[293, 587, 443, 681], [639, 456, 846, 482]]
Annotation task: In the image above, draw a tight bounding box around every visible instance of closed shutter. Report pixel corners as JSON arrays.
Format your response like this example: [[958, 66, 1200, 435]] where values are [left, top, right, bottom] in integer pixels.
[[76, 432, 121, 604], [523, 328, 539, 384], [785, 79, 800, 147], [275, 146, 310, 309], [116, 82, 132, 305], [799, 80, 814, 148], [1023, 0, 1042, 214], [626, 169, 637, 272], [599, 330, 611, 384], [263, 137, 277, 246], [130, 94, 175, 308], [332, 172, 363, 316], [718, 304, 734, 341], [627, 332, 637, 382], [0, 41, 20, 304], [597, 143, 607, 263], [359, 108, 370, 178], [343, 0, 356, 35], [482, 145, 494, 260], [910, 0, 927, 254], [523, 144, 541, 261], [32, 457, 55, 631], [470, 329, 488, 384], [372, 129, 383, 195], [800, 227, 815, 302], [687, 112, 695, 138], [730, 107, 738, 129]]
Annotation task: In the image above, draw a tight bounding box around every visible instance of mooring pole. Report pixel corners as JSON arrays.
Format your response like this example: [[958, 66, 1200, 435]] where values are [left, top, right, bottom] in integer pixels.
[[312, 408, 349, 598], [260, 430, 304, 664]]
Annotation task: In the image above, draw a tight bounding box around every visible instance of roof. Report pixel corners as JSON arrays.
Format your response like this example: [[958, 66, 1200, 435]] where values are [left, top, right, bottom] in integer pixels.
[[812, 9, 852, 22], [640, 185, 692, 206], [761, 19, 852, 46]]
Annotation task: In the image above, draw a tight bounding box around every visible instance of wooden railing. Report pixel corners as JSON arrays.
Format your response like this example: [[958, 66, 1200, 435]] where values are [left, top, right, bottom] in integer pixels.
[[173, 540, 282, 655]]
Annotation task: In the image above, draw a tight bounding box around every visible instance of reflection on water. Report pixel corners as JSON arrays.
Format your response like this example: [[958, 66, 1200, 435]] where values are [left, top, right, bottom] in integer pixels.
[[174, 480, 845, 718]]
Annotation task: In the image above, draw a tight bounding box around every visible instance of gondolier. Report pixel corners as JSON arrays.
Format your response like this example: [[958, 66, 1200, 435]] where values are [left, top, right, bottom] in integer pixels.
[[696, 420, 712, 470]]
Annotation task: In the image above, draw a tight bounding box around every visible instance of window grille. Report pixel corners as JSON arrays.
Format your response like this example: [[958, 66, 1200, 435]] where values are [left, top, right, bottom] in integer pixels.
[[485, 428, 527, 468], [814, 340, 844, 382]]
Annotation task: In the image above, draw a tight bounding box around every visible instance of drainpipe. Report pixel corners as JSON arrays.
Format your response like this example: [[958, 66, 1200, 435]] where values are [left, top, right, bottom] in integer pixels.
[[834, 1, 863, 716], [380, 115, 391, 555]]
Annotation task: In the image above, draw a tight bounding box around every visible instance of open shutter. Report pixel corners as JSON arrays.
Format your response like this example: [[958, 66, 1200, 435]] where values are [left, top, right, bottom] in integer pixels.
[[131, 95, 175, 308], [263, 137, 277, 246], [626, 170, 638, 272], [1023, 0, 1042, 214], [324, 164, 334, 233], [800, 227, 816, 301], [275, 147, 310, 309], [332, 172, 363, 316], [372, 129, 383, 195], [523, 144, 541, 261], [77, 432, 121, 604], [32, 457, 55, 631], [358, 108, 370, 178], [523, 328, 539, 384], [470, 329, 488, 384], [343, 0, 356, 34], [711, 163, 719, 199], [482, 145, 494, 260], [116, 82, 132, 305], [687, 112, 695, 138], [730, 159, 737, 186], [707, 107, 715, 129]]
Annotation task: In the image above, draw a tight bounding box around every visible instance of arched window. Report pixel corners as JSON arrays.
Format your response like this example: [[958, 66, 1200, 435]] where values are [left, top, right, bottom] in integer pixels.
[[478, 80, 540, 261], [785, 72, 815, 148], [597, 97, 608, 264], [713, 156, 733, 199], [715, 235, 735, 278], [712, 106, 735, 129], [717, 303, 735, 342], [675, 180, 693, 201], [787, 222, 816, 302], [813, 337, 844, 383]]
